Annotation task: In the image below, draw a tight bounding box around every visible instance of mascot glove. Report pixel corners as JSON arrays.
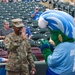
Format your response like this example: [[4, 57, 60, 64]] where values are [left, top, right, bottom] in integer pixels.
[[40, 39, 51, 52], [39, 39, 53, 63]]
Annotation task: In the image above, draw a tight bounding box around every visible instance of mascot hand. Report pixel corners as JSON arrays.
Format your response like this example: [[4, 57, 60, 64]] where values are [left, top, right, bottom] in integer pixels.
[[39, 39, 53, 63], [40, 39, 54, 52]]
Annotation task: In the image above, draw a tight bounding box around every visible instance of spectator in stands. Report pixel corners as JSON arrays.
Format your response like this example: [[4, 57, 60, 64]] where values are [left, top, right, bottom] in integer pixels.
[[22, 26, 32, 40], [25, 26, 32, 39], [69, 0, 75, 6], [31, 6, 42, 20], [0, 20, 13, 40], [22, 20, 32, 40]]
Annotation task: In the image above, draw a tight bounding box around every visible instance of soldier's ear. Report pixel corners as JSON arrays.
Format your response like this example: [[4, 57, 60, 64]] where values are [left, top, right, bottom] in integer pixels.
[[58, 34, 63, 42]]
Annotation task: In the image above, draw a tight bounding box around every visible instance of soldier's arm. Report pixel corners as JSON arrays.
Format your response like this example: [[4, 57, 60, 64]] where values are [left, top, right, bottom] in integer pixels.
[[4, 36, 19, 51], [3, 36, 11, 50]]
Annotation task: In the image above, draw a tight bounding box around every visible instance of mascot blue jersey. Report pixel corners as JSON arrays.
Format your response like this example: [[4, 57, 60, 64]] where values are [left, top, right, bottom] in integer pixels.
[[48, 42, 75, 75]]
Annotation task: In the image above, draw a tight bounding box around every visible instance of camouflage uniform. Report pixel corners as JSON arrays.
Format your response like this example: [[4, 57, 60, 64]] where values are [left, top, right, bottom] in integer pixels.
[[4, 18, 35, 75]]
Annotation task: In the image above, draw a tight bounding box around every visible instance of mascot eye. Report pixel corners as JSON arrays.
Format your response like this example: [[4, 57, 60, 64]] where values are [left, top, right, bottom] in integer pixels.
[[38, 17, 48, 29]]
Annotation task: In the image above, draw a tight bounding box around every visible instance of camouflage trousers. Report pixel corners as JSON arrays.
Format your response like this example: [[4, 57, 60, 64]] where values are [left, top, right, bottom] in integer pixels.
[[6, 71, 30, 75]]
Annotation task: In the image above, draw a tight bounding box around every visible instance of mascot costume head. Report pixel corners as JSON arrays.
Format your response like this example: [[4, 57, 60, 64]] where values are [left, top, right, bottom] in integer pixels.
[[38, 10, 75, 75], [38, 10, 75, 46]]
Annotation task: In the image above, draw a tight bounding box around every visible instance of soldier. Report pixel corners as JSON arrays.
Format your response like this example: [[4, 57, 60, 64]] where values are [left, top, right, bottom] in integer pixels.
[[4, 18, 36, 75]]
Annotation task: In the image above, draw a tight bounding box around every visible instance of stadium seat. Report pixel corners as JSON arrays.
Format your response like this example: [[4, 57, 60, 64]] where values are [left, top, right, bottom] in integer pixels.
[[31, 47, 44, 61], [35, 40, 41, 47], [0, 48, 8, 58], [28, 39, 36, 47], [26, 20, 32, 24], [42, 32, 51, 40], [39, 28, 49, 34], [32, 32, 42, 41], [69, 6, 75, 17], [27, 26, 36, 32], [31, 24, 38, 28]]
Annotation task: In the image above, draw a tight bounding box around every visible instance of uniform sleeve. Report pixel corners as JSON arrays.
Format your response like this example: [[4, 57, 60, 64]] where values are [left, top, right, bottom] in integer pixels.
[[27, 40, 35, 68], [4, 35, 20, 51], [3, 35, 11, 49]]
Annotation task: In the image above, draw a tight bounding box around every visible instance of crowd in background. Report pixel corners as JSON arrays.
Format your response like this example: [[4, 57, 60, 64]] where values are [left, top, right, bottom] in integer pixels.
[[0, 0, 75, 5]]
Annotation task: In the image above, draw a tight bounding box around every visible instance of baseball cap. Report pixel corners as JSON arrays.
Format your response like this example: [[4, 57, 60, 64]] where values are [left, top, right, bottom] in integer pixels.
[[11, 18, 24, 27], [35, 6, 39, 9]]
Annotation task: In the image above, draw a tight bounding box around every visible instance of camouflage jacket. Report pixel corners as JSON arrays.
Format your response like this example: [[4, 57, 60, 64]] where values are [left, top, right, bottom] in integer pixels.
[[4, 32, 35, 71]]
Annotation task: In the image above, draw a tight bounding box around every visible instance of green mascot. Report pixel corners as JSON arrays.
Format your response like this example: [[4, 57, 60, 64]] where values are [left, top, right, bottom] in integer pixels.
[[38, 10, 75, 75]]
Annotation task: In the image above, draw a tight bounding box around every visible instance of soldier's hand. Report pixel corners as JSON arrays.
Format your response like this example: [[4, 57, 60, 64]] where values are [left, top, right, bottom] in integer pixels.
[[30, 67, 36, 75], [21, 28, 28, 40], [21, 33, 28, 40]]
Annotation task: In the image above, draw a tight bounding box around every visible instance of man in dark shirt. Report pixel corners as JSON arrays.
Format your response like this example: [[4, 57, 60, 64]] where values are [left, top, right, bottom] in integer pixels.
[[0, 20, 13, 40]]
